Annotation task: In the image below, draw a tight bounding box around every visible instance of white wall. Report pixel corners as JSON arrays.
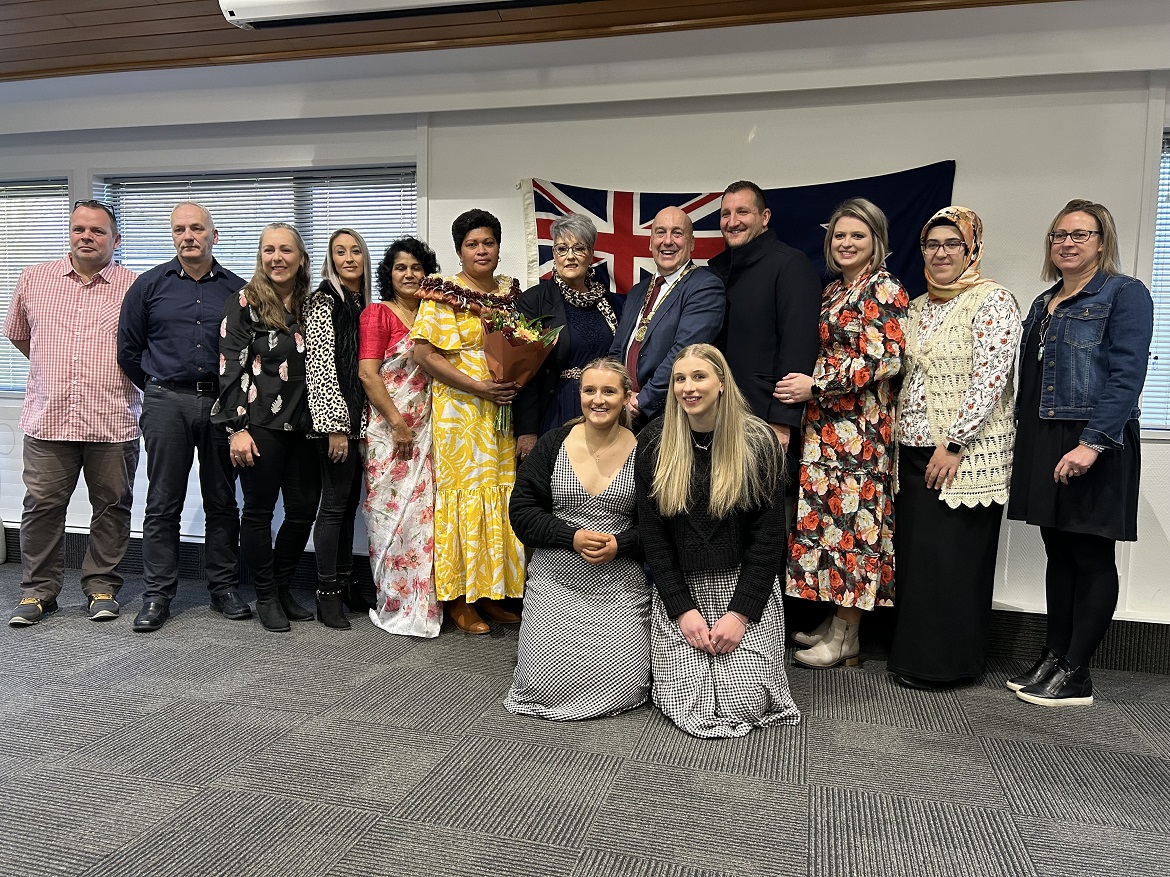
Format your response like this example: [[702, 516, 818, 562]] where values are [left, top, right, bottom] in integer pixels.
[[1, 0, 1168, 620]]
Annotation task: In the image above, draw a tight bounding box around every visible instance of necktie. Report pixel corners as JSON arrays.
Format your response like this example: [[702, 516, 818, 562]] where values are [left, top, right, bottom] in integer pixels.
[[626, 275, 666, 392]]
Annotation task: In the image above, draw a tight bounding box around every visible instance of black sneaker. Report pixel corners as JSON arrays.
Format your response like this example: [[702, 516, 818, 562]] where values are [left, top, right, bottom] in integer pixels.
[[9, 597, 59, 627], [1006, 647, 1058, 692], [1016, 657, 1093, 707], [87, 593, 120, 621]]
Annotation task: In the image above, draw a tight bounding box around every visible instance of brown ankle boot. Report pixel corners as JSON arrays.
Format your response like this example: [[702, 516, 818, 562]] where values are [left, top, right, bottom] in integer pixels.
[[448, 596, 489, 635]]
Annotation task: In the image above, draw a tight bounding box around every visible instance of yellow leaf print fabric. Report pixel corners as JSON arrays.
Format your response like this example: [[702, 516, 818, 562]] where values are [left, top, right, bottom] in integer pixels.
[[410, 282, 525, 602]]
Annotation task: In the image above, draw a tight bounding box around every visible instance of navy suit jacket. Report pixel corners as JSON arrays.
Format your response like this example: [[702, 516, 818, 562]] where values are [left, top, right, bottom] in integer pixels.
[[609, 265, 725, 420]]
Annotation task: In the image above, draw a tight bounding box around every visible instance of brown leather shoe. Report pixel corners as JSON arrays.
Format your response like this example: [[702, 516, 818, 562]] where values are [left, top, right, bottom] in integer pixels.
[[448, 596, 489, 635], [477, 599, 521, 625]]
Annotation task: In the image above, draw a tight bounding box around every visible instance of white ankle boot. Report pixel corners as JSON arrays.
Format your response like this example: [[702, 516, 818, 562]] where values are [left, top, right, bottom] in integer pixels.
[[793, 615, 860, 668], [792, 615, 833, 647]]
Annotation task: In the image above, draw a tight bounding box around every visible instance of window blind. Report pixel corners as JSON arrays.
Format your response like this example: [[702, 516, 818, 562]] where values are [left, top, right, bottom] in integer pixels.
[[1146, 137, 1170, 430], [0, 179, 71, 392], [95, 167, 417, 299]]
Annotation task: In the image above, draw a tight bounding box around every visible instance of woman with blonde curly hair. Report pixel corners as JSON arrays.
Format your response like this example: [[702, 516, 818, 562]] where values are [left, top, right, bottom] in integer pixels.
[[212, 222, 318, 632], [635, 343, 800, 738]]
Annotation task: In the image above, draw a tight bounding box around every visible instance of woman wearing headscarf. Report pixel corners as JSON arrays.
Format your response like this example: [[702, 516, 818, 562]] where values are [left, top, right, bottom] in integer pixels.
[[1006, 199, 1153, 707], [889, 206, 1020, 689], [513, 213, 622, 460]]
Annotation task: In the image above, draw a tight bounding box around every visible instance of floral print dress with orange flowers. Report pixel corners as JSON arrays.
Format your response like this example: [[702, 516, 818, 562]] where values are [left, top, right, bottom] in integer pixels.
[[786, 268, 908, 610]]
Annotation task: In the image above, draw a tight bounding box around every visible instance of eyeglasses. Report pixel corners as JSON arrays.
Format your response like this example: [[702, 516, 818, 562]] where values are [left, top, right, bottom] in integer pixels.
[[73, 199, 118, 225], [921, 239, 966, 255], [1048, 229, 1100, 244], [553, 244, 590, 258]]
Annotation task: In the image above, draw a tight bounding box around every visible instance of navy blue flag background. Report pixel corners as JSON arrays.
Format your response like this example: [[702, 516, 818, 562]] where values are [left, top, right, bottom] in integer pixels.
[[522, 160, 955, 299]]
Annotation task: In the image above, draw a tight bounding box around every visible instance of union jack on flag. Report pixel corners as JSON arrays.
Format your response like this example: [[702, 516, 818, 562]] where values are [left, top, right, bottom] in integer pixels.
[[523, 179, 728, 296], [521, 162, 956, 300]]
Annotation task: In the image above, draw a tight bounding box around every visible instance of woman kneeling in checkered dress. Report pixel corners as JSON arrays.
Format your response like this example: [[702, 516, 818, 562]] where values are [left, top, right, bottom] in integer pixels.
[[635, 344, 801, 738]]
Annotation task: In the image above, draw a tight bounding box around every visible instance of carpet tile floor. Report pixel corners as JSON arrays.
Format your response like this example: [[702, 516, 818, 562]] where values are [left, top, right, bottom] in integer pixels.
[[1, 567, 1167, 877]]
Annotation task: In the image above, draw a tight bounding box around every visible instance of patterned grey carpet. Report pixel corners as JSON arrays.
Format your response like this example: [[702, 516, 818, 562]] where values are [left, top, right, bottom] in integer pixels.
[[1, 565, 1167, 877]]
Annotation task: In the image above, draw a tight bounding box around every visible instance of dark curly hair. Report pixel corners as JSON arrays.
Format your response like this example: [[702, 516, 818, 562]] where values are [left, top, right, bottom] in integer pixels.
[[451, 209, 502, 251], [377, 237, 440, 301]]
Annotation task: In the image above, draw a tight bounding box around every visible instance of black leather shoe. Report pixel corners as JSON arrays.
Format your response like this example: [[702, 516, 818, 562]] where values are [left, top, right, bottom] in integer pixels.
[[1006, 646, 1058, 692], [133, 601, 170, 632], [893, 673, 938, 691], [1016, 657, 1093, 707], [210, 590, 252, 620]]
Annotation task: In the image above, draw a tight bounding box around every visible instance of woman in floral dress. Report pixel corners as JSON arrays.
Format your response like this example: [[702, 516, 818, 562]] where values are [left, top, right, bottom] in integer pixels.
[[358, 237, 443, 637], [774, 197, 908, 668], [409, 209, 526, 634]]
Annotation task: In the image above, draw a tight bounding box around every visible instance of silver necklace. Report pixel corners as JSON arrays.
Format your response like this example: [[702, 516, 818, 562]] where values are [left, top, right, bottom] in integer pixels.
[[692, 434, 712, 452]]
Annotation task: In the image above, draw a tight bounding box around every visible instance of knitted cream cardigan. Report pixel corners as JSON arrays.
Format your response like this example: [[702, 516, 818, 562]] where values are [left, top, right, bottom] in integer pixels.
[[896, 281, 1016, 509]]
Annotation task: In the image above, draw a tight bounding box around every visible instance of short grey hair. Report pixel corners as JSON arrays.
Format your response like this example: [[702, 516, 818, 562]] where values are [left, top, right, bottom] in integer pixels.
[[550, 213, 597, 251]]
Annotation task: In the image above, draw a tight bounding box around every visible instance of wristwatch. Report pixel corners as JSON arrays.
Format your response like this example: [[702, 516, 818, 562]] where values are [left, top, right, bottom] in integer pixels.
[[945, 440, 962, 455]]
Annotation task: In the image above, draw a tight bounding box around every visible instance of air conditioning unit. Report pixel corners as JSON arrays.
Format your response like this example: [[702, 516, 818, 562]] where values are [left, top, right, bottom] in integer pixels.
[[219, 0, 556, 29]]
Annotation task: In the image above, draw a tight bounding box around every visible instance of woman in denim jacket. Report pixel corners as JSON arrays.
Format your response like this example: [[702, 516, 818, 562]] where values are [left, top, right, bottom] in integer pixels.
[[1006, 199, 1153, 707]]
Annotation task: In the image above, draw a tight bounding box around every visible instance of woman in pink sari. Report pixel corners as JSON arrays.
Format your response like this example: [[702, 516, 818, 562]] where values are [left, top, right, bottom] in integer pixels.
[[357, 237, 442, 637]]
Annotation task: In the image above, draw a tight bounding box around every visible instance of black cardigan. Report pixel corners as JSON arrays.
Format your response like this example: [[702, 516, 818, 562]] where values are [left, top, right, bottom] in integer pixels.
[[633, 417, 786, 622], [509, 424, 642, 559], [513, 278, 623, 436]]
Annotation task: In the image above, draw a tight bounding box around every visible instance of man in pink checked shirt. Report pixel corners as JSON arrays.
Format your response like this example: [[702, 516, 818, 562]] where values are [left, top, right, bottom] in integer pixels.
[[4, 199, 142, 627]]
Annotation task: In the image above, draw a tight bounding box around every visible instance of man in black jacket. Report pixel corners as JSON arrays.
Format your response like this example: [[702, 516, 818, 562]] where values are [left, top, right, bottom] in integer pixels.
[[709, 181, 821, 456]]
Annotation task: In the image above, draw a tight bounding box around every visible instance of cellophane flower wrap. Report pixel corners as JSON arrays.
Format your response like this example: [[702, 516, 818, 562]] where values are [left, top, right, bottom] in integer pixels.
[[480, 310, 562, 433]]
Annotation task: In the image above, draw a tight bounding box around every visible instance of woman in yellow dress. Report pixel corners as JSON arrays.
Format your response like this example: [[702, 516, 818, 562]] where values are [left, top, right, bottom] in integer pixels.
[[410, 209, 526, 633]]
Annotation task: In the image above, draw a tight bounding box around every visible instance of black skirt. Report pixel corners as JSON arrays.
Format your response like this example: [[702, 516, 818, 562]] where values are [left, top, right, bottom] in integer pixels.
[[889, 445, 1004, 684], [1007, 318, 1140, 541]]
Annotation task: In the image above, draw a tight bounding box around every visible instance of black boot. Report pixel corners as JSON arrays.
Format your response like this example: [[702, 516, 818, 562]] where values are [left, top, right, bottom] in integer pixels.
[[1005, 646, 1058, 692], [340, 570, 373, 613], [316, 578, 351, 630], [1016, 657, 1093, 707], [254, 583, 291, 633], [278, 582, 314, 622]]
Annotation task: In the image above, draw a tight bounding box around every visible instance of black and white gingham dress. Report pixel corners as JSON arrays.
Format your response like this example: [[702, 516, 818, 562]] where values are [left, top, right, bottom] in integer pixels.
[[651, 572, 800, 739], [505, 447, 650, 720]]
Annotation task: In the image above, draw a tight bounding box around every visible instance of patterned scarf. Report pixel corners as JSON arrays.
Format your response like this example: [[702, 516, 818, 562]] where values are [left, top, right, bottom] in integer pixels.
[[921, 206, 985, 302], [554, 268, 617, 333]]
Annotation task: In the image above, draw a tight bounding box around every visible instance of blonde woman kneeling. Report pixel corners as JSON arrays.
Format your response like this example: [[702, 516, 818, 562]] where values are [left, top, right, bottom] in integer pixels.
[[635, 344, 801, 738]]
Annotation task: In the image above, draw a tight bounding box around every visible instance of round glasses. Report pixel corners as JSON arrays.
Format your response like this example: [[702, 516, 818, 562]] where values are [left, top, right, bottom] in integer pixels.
[[1048, 230, 1100, 244]]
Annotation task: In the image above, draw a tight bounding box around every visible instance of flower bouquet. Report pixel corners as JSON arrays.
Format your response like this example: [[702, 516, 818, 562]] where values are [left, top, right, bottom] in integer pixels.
[[481, 310, 562, 433]]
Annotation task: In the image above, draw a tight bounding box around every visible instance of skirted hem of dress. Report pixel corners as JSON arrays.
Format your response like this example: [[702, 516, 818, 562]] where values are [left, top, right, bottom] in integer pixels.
[[433, 485, 526, 602], [651, 568, 800, 739], [888, 445, 1002, 682], [785, 542, 894, 611]]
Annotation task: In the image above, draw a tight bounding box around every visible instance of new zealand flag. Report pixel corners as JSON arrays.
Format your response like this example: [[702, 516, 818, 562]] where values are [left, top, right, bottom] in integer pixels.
[[522, 160, 955, 299]]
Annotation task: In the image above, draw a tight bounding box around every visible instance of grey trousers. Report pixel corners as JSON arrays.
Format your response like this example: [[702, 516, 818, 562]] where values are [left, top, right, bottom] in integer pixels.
[[20, 436, 139, 601]]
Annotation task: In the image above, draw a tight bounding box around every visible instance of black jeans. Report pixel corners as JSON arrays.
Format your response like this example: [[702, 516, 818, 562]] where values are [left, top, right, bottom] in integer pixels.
[[1040, 527, 1119, 667], [140, 381, 239, 603], [237, 427, 321, 595], [313, 437, 363, 580]]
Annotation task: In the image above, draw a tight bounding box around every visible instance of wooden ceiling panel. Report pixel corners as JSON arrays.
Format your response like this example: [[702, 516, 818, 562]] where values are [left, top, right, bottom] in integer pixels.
[[0, 0, 1067, 82]]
